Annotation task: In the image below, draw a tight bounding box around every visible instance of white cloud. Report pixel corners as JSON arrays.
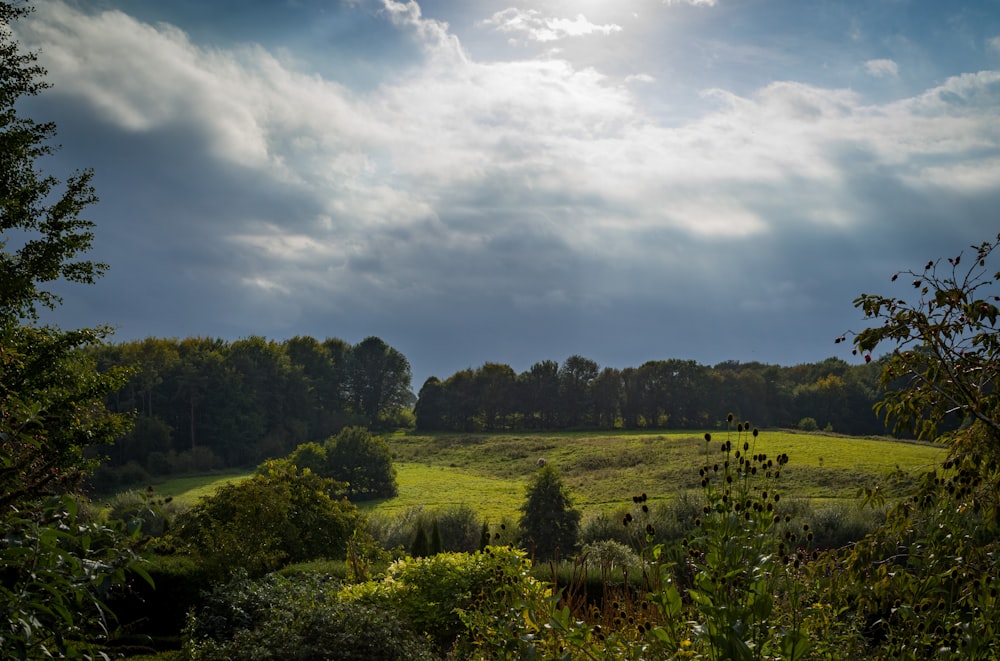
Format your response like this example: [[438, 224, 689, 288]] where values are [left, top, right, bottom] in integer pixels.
[[662, 0, 718, 6], [864, 58, 899, 78], [626, 73, 656, 84], [989, 36, 1000, 53], [481, 8, 622, 43]]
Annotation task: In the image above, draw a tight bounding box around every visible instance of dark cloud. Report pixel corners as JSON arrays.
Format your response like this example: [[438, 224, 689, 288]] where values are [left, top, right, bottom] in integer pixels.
[[20, 0, 1000, 388]]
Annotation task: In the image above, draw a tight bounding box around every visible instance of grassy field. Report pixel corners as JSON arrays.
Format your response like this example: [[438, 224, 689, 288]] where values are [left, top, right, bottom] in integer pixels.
[[149, 428, 946, 523]]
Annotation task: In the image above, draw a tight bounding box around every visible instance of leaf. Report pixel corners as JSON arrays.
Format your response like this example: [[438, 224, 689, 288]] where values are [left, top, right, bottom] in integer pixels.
[[782, 629, 811, 660]]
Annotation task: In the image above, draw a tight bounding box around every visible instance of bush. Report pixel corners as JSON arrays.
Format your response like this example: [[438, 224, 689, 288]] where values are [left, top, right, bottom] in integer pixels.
[[172, 460, 364, 578], [108, 552, 212, 641], [798, 416, 819, 431], [183, 572, 436, 661], [326, 427, 398, 500], [368, 505, 483, 555], [106, 488, 184, 537], [341, 547, 537, 652]]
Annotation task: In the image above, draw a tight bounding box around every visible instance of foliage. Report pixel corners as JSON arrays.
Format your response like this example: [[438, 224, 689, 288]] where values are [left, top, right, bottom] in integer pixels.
[[105, 487, 183, 538], [172, 460, 364, 578], [0, 4, 147, 656], [341, 546, 541, 654], [0, 495, 151, 659], [324, 426, 398, 500], [183, 572, 437, 661], [679, 423, 810, 660], [818, 234, 1000, 658], [2, 324, 130, 507], [0, 4, 105, 324], [416, 354, 882, 434], [518, 464, 581, 562], [88, 333, 411, 487], [848, 232, 1000, 452], [346, 336, 413, 428]]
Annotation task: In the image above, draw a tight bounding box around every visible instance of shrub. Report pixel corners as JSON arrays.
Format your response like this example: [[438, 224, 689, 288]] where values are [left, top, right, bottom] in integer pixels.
[[341, 547, 538, 652], [106, 488, 184, 538], [183, 572, 436, 661], [108, 552, 211, 641], [172, 460, 364, 578], [798, 416, 819, 431]]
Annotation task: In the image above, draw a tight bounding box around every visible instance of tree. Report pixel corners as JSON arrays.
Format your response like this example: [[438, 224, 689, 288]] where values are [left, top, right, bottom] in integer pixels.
[[559, 355, 598, 428], [847, 233, 1000, 455], [414, 376, 446, 431], [475, 362, 516, 430], [346, 336, 412, 427], [832, 235, 1000, 658], [325, 426, 398, 500], [517, 465, 581, 562], [1, 4, 145, 655], [519, 360, 561, 429]]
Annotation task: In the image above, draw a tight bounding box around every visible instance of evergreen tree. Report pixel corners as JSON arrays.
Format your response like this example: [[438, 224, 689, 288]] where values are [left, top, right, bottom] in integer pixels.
[[517, 465, 581, 561]]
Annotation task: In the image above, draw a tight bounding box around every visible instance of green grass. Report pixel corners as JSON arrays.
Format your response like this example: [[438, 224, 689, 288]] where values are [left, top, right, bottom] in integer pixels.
[[148, 470, 250, 506], [149, 429, 947, 521]]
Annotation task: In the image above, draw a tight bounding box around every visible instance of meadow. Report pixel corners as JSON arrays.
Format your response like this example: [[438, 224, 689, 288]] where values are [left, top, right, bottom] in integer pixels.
[[150, 428, 946, 523]]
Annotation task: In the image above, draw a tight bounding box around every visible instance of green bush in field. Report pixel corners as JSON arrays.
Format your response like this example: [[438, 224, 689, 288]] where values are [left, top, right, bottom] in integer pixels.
[[182, 572, 436, 661], [288, 426, 397, 500], [172, 460, 364, 578], [797, 416, 819, 432]]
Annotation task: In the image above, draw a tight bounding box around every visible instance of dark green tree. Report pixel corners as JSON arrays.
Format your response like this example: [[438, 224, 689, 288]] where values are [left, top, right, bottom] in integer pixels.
[[0, 4, 146, 655], [519, 360, 560, 429], [517, 465, 581, 562], [558, 355, 598, 428], [410, 521, 430, 558], [346, 336, 412, 427], [475, 362, 516, 430], [414, 376, 446, 431], [325, 426, 398, 500]]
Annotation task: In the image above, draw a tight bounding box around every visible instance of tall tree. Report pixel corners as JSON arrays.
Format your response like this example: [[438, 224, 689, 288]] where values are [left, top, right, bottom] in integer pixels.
[[414, 376, 446, 431], [519, 360, 561, 429], [559, 355, 598, 428], [346, 336, 412, 427], [0, 4, 145, 655]]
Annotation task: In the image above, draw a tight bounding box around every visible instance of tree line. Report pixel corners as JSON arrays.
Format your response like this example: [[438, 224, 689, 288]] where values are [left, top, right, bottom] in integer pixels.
[[415, 355, 886, 434], [88, 335, 411, 488], [92, 336, 889, 490]]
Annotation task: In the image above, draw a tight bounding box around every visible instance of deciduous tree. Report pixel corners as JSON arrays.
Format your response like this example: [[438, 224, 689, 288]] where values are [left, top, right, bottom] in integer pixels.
[[0, 4, 145, 654], [848, 232, 1000, 454]]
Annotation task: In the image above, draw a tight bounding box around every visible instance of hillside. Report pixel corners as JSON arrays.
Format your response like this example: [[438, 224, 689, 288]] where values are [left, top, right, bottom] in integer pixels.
[[153, 429, 945, 523]]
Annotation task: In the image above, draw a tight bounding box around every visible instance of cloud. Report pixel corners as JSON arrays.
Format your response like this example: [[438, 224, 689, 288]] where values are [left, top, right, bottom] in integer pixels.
[[480, 8, 622, 43], [864, 58, 899, 78], [989, 36, 1000, 53], [16, 1, 1000, 379], [626, 73, 656, 84], [662, 0, 718, 6]]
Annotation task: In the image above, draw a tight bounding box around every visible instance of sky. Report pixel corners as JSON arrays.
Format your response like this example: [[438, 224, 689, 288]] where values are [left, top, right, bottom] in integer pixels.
[[11, 0, 1000, 387]]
